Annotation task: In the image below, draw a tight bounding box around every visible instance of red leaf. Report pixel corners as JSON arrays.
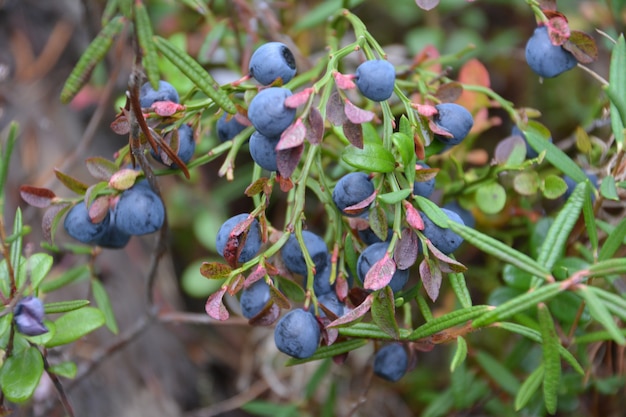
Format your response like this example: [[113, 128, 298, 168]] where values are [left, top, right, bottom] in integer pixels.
[[364, 253, 397, 291], [546, 16, 570, 46], [277, 119, 306, 151], [152, 101, 184, 117], [326, 91, 347, 126], [276, 173, 294, 192], [344, 100, 375, 124], [343, 121, 363, 149], [424, 240, 467, 273], [415, 0, 440, 11], [85, 157, 118, 181], [248, 302, 280, 326], [306, 108, 324, 144], [563, 30, 598, 64], [419, 258, 442, 302], [42, 203, 70, 242], [276, 144, 304, 179], [428, 119, 453, 137], [55, 169, 89, 194], [327, 293, 374, 327], [333, 71, 356, 90], [20, 185, 56, 208], [343, 190, 377, 216], [458, 58, 490, 88], [227, 274, 245, 295], [403, 200, 424, 230], [394, 228, 419, 270], [434, 82, 463, 103], [224, 216, 255, 267], [284, 88, 313, 109], [110, 115, 130, 135], [108, 168, 141, 191], [413, 45, 441, 72], [413, 103, 438, 117], [87, 196, 110, 223], [200, 262, 233, 279], [244, 265, 267, 288], [205, 287, 229, 321], [335, 274, 349, 301]]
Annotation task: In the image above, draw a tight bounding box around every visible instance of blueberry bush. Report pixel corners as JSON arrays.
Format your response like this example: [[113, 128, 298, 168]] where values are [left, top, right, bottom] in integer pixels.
[[3, 0, 626, 415]]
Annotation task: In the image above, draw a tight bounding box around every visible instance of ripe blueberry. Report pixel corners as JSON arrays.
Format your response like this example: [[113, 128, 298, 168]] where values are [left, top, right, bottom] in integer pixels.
[[215, 213, 262, 264], [151, 124, 195, 168], [317, 291, 345, 318], [332, 172, 375, 217], [249, 131, 280, 172], [216, 113, 247, 142], [420, 208, 465, 255], [357, 242, 409, 293], [433, 103, 474, 146], [64, 201, 110, 244], [564, 171, 598, 200], [312, 257, 334, 296], [249, 42, 297, 86], [94, 209, 132, 249], [373, 343, 408, 382], [240, 280, 271, 319], [274, 308, 320, 359], [525, 26, 577, 78], [115, 184, 165, 236], [354, 60, 396, 102], [13, 296, 48, 336], [247, 87, 296, 137], [281, 231, 329, 277], [413, 162, 435, 198], [139, 80, 179, 108]]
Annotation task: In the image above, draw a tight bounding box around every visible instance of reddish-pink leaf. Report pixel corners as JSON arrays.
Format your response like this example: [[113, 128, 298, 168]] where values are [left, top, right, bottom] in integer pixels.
[[55, 169, 88, 194], [335, 274, 349, 301], [413, 103, 438, 117], [428, 119, 453, 137], [320, 318, 339, 346], [394, 228, 419, 270], [200, 262, 233, 279], [306, 108, 324, 144], [343, 121, 363, 149], [539, 0, 557, 11], [403, 201, 424, 230], [108, 168, 141, 191], [277, 119, 306, 151], [42, 203, 70, 242], [425, 240, 467, 273], [434, 82, 463, 103], [205, 287, 229, 321], [276, 173, 294, 192], [227, 274, 245, 295], [415, 0, 439, 10], [344, 191, 377, 216], [248, 302, 280, 326], [87, 196, 110, 223], [244, 265, 267, 288], [364, 253, 396, 291], [546, 16, 570, 46], [152, 101, 185, 117], [19, 185, 56, 208], [333, 71, 356, 90], [344, 100, 375, 124], [284, 88, 313, 109], [326, 91, 347, 126], [563, 30, 598, 64], [224, 216, 255, 267], [420, 258, 442, 302], [458, 58, 490, 88], [110, 115, 130, 135], [85, 157, 118, 181], [327, 293, 374, 327], [276, 144, 304, 179]]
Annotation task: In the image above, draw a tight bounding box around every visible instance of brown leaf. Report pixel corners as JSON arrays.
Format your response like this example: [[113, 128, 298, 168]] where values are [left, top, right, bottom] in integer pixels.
[[343, 121, 363, 149], [306, 108, 324, 144], [434, 82, 463, 103], [546, 16, 570, 46], [276, 144, 304, 179], [364, 253, 396, 291], [110, 115, 130, 135], [20, 185, 56, 208], [205, 287, 229, 321], [414, 166, 439, 182], [245, 177, 270, 197], [284, 88, 313, 109], [563, 30, 598, 64], [344, 100, 375, 124], [227, 274, 245, 295], [248, 302, 280, 326], [326, 91, 347, 126], [223, 216, 255, 267], [277, 118, 306, 151], [394, 228, 419, 270], [403, 200, 424, 230], [200, 262, 233, 279], [55, 169, 88, 194], [369, 203, 389, 242], [333, 71, 356, 90], [419, 258, 442, 302], [276, 173, 294, 192], [343, 191, 377, 216], [327, 293, 374, 327]]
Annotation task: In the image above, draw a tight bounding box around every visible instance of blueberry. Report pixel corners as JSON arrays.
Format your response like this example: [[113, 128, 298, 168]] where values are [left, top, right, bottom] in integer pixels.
[[564, 171, 598, 200], [373, 343, 408, 382], [64, 201, 111, 244], [249, 131, 280, 171], [525, 26, 577, 78], [115, 184, 165, 236], [332, 172, 375, 217], [249, 42, 297, 86], [274, 308, 320, 359], [356, 212, 392, 245], [420, 208, 465, 255], [354, 60, 396, 102], [317, 291, 345, 318], [313, 258, 334, 296], [357, 242, 409, 293], [215, 213, 262, 264], [13, 296, 48, 336], [433, 103, 474, 146], [442, 201, 475, 229], [217, 113, 248, 142], [247, 87, 296, 137], [151, 124, 195, 168], [413, 162, 435, 198], [511, 125, 552, 159], [240, 280, 271, 319], [94, 209, 132, 249], [139, 80, 179, 108], [281, 231, 329, 277]]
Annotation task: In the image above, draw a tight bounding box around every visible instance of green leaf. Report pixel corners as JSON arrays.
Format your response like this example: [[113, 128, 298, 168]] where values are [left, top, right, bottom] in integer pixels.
[[408, 305, 490, 340], [586, 286, 626, 323], [304, 359, 331, 400], [134, 2, 160, 90], [515, 365, 544, 411], [55, 169, 89, 194], [583, 186, 598, 255], [0, 346, 44, 403], [276, 276, 306, 303], [576, 286, 626, 345], [415, 195, 448, 228], [241, 401, 299, 417], [448, 272, 472, 308], [377, 189, 411, 205], [44, 299, 90, 314], [502, 264, 532, 290], [40, 265, 90, 293], [285, 338, 368, 366], [293, 0, 365, 31], [475, 182, 506, 214], [523, 121, 587, 182], [371, 286, 400, 339], [60, 16, 125, 103], [26, 253, 53, 289], [538, 304, 561, 414], [0, 122, 19, 199], [92, 278, 119, 334], [513, 172, 540, 196], [541, 174, 567, 199], [589, 258, 626, 276], [600, 174, 620, 201], [154, 36, 237, 114], [336, 322, 411, 340], [48, 361, 78, 379], [450, 336, 468, 372], [447, 222, 551, 280], [341, 141, 396, 173], [11, 208, 24, 289], [599, 217, 626, 261], [472, 282, 562, 328], [606, 34, 626, 150], [45, 307, 106, 348], [475, 350, 520, 396]]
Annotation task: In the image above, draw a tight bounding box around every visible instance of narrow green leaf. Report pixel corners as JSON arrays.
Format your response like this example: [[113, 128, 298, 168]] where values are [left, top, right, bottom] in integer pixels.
[[415, 195, 448, 228], [448, 272, 472, 308], [371, 286, 400, 339], [134, 1, 160, 89], [0, 122, 19, 200], [0, 347, 44, 403], [523, 121, 587, 182], [475, 350, 520, 396], [450, 336, 468, 372], [26, 253, 53, 289], [600, 174, 620, 200], [391, 132, 414, 167], [586, 286, 626, 323], [538, 304, 561, 414], [599, 217, 626, 261], [101, 0, 119, 25], [341, 141, 396, 173], [47, 361, 78, 379], [44, 300, 90, 314], [408, 305, 491, 340], [11, 208, 24, 288], [447, 221, 551, 279], [304, 359, 331, 400], [582, 184, 598, 255], [337, 322, 412, 340], [154, 36, 236, 114], [574, 329, 626, 345], [416, 293, 434, 322], [473, 282, 562, 328], [576, 286, 626, 345], [60, 16, 125, 103], [92, 278, 119, 334], [179, 0, 209, 15], [515, 365, 544, 411], [241, 401, 299, 417], [285, 338, 368, 366], [589, 258, 626, 277], [40, 265, 90, 293], [606, 34, 626, 149], [45, 307, 106, 348], [377, 189, 411, 205]]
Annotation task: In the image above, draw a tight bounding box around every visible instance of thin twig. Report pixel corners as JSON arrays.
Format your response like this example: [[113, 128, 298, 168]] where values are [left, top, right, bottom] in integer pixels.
[[185, 377, 270, 417], [42, 350, 75, 417]]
